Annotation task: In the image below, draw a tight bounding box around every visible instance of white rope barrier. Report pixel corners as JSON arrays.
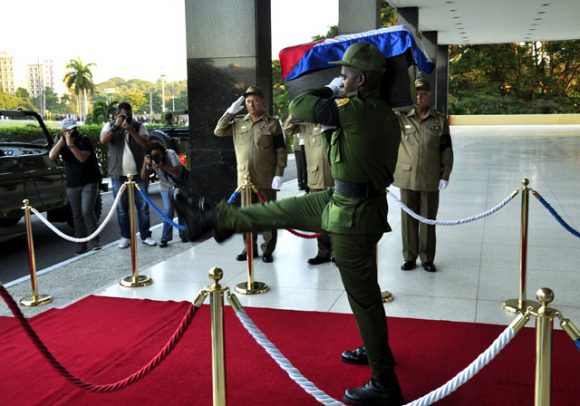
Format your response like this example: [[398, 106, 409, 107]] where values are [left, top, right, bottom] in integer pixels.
[[29, 183, 126, 243], [405, 323, 518, 406], [387, 189, 519, 226], [234, 308, 344, 406]]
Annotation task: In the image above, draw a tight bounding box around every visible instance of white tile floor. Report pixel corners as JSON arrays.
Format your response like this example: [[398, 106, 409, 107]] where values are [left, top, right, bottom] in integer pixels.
[[96, 125, 580, 329]]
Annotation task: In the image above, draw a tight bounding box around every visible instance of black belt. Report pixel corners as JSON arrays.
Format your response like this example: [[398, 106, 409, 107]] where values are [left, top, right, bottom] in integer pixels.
[[334, 180, 381, 198]]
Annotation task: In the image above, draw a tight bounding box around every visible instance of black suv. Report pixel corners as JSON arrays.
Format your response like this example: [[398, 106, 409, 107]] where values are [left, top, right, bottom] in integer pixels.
[[0, 110, 102, 227]]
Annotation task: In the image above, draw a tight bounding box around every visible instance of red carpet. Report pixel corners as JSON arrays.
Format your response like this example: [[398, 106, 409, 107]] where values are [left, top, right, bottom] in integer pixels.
[[0, 295, 577, 405]]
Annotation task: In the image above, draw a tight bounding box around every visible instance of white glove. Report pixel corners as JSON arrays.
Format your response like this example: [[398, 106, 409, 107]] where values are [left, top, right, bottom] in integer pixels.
[[271, 176, 283, 190], [439, 179, 449, 190], [325, 76, 343, 96], [226, 96, 245, 114]]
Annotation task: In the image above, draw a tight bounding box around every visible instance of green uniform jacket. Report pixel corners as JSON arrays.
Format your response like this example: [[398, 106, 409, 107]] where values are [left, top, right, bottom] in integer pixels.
[[214, 111, 287, 189], [283, 118, 333, 190], [289, 88, 400, 234], [393, 108, 453, 192]]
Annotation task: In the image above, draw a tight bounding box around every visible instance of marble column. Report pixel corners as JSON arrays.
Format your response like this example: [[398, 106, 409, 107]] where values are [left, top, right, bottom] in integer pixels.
[[183, 0, 272, 203]]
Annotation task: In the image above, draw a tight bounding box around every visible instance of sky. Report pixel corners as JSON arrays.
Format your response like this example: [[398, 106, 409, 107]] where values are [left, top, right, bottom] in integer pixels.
[[1, 0, 338, 93]]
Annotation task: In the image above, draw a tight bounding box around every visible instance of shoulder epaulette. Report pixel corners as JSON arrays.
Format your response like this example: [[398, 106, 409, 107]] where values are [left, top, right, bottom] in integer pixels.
[[334, 97, 350, 108]]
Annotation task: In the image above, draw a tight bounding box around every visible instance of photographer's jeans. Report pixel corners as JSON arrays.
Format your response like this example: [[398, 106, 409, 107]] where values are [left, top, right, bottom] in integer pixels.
[[112, 177, 151, 240], [160, 189, 186, 242]]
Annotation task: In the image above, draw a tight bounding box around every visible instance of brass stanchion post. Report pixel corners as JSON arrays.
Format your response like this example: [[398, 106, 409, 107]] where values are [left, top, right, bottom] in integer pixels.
[[208, 267, 228, 406], [504, 178, 538, 313], [235, 177, 268, 295], [19, 199, 52, 307], [531, 288, 558, 406], [120, 176, 152, 287]]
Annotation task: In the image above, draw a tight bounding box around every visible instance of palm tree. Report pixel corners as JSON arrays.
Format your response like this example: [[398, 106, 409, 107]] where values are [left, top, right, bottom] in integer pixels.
[[90, 99, 118, 123], [64, 57, 96, 119]]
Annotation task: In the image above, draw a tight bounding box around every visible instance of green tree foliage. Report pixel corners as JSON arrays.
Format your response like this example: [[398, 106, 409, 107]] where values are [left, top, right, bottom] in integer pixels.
[[449, 41, 579, 114], [86, 100, 118, 124]]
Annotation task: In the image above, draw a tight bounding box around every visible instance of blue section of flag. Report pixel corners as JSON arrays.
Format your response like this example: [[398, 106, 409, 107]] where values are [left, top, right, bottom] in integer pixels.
[[281, 25, 435, 81]]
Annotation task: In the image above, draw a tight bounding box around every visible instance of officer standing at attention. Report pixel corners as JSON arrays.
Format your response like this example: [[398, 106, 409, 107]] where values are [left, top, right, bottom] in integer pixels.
[[284, 114, 335, 265], [214, 86, 287, 263], [176, 42, 404, 405], [283, 115, 308, 191], [393, 79, 454, 273]]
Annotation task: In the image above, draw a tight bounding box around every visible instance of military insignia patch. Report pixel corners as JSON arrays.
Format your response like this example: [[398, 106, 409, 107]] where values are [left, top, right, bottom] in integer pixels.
[[334, 98, 350, 107]]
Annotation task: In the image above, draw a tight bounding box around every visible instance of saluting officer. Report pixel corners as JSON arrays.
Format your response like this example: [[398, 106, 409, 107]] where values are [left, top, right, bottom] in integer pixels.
[[176, 42, 405, 405], [214, 86, 287, 263], [393, 79, 454, 273]]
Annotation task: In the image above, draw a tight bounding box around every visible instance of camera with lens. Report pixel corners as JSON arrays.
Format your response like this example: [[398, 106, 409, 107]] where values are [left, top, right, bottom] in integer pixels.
[[119, 114, 132, 124]]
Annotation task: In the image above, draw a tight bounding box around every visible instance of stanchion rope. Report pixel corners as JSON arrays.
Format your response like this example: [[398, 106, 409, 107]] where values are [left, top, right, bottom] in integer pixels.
[[0, 284, 198, 392], [234, 297, 526, 406], [136, 186, 186, 232], [405, 322, 519, 406], [387, 189, 519, 226], [234, 307, 344, 405], [532, 190, 580, 238], [30, 183, 127, 243]]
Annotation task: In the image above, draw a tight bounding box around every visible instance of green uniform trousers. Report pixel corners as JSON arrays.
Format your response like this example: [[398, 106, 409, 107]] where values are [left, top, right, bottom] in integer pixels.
[[218, 189, 396, 380], [400, 189, 440, 263], [308, 188, 332, 258]]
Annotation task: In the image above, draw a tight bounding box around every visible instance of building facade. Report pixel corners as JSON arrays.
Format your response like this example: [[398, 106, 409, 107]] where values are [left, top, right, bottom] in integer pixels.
[[0, 52, 15, 95]]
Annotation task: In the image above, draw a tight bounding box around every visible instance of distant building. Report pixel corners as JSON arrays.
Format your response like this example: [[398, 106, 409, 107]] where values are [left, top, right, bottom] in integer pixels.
[[27, 59, 55, 98], [0, 52, 15, 95]]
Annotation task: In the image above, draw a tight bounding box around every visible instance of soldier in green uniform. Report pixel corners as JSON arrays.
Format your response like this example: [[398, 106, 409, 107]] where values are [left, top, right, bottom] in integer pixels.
[[393, 79, 454, 273], [176, 42, 404, 405], [284, 115, 335, 265], [214, 86, 287, 263]]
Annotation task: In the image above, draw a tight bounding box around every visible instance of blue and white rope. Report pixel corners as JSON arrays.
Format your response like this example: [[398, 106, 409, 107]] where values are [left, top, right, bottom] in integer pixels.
[[136, 187, 186, 231], [234, 308, 344, 406], [405, 324, 517, 406], [387, 190, 518, 226], [30, 183, 126, 243]]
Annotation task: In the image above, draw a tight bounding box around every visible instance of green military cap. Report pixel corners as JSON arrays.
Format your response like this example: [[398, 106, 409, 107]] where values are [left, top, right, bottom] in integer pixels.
[[415, 78, 431, 91], [329, 42, 385, 72], [244, 86, 264, 98]]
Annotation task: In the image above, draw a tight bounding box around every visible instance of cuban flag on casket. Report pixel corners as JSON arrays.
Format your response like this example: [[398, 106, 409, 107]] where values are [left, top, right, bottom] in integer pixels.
[[279, 25, 435, 108]]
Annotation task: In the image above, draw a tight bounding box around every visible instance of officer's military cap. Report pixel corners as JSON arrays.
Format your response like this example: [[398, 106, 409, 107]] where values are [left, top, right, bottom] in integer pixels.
[[244, 86, 264, 98], [329, 42, 385, 72], [415, 78, 431, 92]]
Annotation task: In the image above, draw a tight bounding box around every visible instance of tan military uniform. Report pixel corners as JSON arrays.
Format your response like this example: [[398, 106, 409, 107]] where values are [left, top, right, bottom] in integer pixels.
[[215, 112, 287, 189], [393, 107, 453, 263], [214, 111, 287, 256]]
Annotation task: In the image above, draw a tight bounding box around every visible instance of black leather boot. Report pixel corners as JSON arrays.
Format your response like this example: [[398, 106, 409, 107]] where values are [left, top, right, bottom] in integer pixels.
[[341, 345, 368, 365], [343, 372, 404, 406], [174, 192, 218, 242]]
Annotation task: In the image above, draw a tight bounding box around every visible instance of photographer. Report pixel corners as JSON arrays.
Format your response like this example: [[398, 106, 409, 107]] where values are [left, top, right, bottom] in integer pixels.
[[140, 142, 188, 247], [100, 102, 156, 248], [49, 119, 102, 255]]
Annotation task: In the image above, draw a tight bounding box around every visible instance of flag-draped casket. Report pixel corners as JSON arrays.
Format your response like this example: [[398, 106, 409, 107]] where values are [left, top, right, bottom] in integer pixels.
[[279, 25, 435, 108]]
